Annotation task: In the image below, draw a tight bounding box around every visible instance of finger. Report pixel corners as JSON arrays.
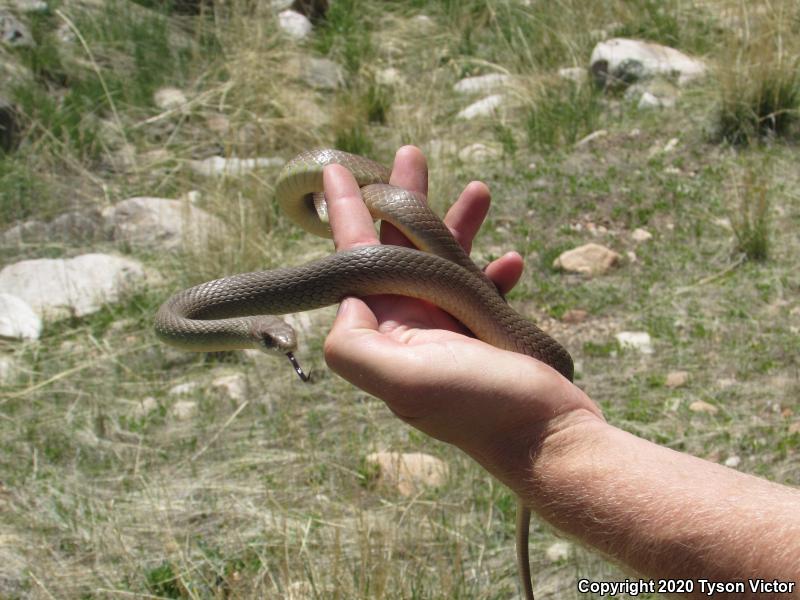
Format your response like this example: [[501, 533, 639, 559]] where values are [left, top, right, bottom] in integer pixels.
[[443, 181, 491, 253], [324, 164, 379, 251], [484, 252, 524, 295], [381, 145, 429, 246]]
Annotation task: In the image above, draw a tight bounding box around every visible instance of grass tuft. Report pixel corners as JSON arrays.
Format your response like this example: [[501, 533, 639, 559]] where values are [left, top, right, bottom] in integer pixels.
[[730, 166, 771, 262]]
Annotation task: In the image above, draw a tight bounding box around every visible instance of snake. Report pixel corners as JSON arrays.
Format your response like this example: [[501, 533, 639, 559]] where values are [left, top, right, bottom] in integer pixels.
[[154, 148, 574, 599]]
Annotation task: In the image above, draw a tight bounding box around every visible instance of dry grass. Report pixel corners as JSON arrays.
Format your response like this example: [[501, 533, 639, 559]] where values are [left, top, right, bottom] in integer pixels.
[[1, 1, 799, 599]]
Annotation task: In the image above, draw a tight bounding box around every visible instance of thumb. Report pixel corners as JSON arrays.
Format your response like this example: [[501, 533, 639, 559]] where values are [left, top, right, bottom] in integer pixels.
[[324, 297, 380, 373]]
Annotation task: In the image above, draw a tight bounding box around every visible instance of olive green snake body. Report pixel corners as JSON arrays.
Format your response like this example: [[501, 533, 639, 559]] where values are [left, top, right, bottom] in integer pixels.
[[155, 149, 574, 599]]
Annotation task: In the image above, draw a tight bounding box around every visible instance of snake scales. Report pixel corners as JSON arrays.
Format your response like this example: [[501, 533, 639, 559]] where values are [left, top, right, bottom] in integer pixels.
[[154, 148, 574, 599]]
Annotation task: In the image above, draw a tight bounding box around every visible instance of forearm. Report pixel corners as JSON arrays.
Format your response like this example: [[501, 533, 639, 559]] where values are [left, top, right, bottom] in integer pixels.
[[526, 414, 800, 587]]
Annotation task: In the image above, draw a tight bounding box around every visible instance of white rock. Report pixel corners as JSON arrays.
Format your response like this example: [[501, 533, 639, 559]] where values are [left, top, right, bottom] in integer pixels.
[[453, 73, 511, 94], [0, 254, 147, 319], [278, 9, 312, 40], [0, 10, 33, 47], [553, 243, 620, 276], [301, 57, 344, 90], [615, 331, 653, 355], [187, 156, 285, 177], [456, 94, 504, 120], [212, 373, 248, 402], [558, 67, 586, 83], [12, 0, 48, 10], [545, 540, 572, 562], [412, 14, 434, 30], [168, 382, 199, 397], [376, 67, 403, 87], [0, 293, 41, 340], [590, 38, 707, 87], [153, 87, 188, 111], [724, 455, 741, 468], [458, 142, 501, 163], [631, 228, 652, 242], [170, 400, 198, 420], [638, 91, 661, 109], [365, 452, 449, 497], [663, 137, 679, 153], [103, 196, 229, 251]]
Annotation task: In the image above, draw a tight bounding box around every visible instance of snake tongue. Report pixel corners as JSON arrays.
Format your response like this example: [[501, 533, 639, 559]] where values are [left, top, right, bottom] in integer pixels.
[[286, 352, 311, 382]]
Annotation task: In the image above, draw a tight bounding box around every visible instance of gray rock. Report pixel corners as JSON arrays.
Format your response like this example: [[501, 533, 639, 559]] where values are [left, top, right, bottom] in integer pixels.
[[0, 292, 41, 340], [453, 73, 511, 94], [590, 38, 706, 88], [0, 210, 103, 245], [0, 253, 147, 319], [456, 94, 504, 120], [301, 57, 344, 90], [458, 142, 501, 163], [278, 9, 312, 40], [0, 10, 33, 47], [103, 196, 229, 251], [558, 67, 587, 83], [0, 218, 47, 245], [8, 0, 48, 11]]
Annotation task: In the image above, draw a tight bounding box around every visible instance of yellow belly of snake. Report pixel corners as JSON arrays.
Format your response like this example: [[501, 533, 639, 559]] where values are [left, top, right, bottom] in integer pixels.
[[154, 149, 574, 599]]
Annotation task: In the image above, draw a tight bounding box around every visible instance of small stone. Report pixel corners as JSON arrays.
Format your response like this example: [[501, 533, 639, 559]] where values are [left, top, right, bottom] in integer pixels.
[[376, 67, 402, 87], [171, 400, 198, 420], [545, 540, 572, 563], [723, 455, 741, 468], [132, 396, 158, 418], [689, 400, 719, 415], [615, 331, 653, 354], [153, 87, 188, 111], [301, 57, 344, 90], [665, 371, 689, 388], [212, 373, 248, 402], [187, 156, 285, 176], [0, 10, 34, 47], [626, 250, 637, 263], [561, 309, 588, 324], [663, 137, 679, 153], [278, 9, 312, 40], [365, 452, 449, 497], [631, 228, 653, 243], [553, 243, 620, 276], [453, 73, 511, 94], [558, 67, 586, 83], [456, 94, 504, 120], [168, 382, 199, 397], [458, 142, 501, 163]]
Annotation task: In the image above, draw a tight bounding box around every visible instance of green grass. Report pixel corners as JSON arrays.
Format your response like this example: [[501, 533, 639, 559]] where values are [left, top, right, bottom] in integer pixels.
[[0, 0, 799, 598]]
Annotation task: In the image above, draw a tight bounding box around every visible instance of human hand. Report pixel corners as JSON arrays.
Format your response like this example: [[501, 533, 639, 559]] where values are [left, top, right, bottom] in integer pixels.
[[322, 146, 602, 493]]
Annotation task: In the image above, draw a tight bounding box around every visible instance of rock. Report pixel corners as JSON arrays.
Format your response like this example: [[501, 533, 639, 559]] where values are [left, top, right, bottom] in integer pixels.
[[631, 227, 652, 243], [458, 142, 501, 163], [212, 373, 248, 402], [665, 370, 689, 388], [0, 293, 41, 340], [636, 89, 676, 110], [561, 309, 588, 324], [168, 382, 199, 397], [553, 243, 620, 276], [170, 399, 198, 420], [456, 94, 504, 120], [615, 331, 654, 354], [723, 455, 741, 468], [300, 57, 344, 90], [689, 400, 719, 415], [103, 196, 228, 251], [0, 253, 147, 319], [153, 87, 188, 111], [132, 396, 158, 418], [376, 67, 402, 87], [48, 209, 103, 242], [558, 67, 587, 83], [590, 38, 706, 88], [662, 137, 679, 153], [365, 452, 449, 497], [7, 0, 49, 12], [626, 250, 637, 263], [412, 14, 434, 30], [0, 218, 47, 245], [187, 156, 285, 176], [278, 9, 312, 40], [0, 96, 19, 152], [545, 540, 572, 563], [0, 10, 33, 47], [453, 73, 511, 94]]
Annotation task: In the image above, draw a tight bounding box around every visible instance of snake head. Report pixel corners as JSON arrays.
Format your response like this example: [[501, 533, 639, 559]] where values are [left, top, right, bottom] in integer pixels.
[[249, 317, 297, 355]]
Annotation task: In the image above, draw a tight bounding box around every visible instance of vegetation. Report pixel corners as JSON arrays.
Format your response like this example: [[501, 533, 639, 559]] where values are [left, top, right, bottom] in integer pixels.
[[0, 0, 798, 598]]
